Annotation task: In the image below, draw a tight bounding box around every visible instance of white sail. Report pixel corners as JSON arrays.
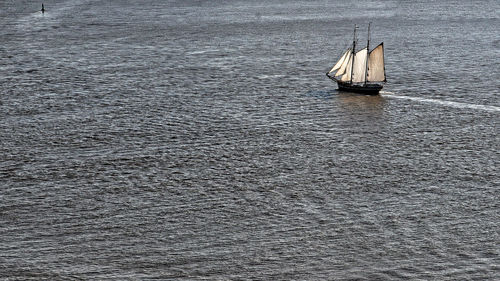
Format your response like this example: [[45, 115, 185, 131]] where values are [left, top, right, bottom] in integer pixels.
[[352, 48, 368, 83], [340, 55, 353, 82], [335, 52, 352, 77], [367, 43, 385, 82], [329, 49, 351, 74]]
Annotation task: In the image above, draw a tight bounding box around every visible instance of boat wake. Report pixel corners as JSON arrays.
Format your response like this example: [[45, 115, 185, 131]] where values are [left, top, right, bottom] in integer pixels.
[[381, 91, 500, 112]]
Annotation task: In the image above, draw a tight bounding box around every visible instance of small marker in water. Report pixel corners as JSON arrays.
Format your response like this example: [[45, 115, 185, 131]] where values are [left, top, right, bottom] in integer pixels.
[[41, 3, 45, 13]]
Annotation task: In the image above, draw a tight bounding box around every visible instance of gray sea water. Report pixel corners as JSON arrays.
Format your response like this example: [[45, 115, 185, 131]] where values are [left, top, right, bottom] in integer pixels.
[[1, 0, 499, 280]]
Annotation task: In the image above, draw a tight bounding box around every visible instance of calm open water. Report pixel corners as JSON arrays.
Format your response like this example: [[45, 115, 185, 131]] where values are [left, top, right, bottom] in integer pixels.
[[1, 0, 499, 280]]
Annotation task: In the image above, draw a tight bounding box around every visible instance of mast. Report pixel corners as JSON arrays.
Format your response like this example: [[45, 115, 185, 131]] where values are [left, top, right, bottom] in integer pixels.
[[350, 25, 357, 84], [364, 22, 371, 85]]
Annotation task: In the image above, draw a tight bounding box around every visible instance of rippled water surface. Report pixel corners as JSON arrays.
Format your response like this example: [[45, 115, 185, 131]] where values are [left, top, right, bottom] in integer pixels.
[[1, 0, 499, 279]]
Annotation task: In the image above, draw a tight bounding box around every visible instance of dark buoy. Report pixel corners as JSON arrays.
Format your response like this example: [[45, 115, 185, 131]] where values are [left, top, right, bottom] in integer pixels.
[[41, 3, 45, 13]]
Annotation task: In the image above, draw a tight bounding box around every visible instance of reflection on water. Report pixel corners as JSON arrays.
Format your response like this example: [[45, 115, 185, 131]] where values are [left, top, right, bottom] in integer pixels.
[[337, 91, 386, 115]]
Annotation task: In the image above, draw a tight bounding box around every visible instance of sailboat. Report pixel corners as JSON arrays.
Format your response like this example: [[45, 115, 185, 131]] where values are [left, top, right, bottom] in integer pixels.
[[326, 23, 386, 95]]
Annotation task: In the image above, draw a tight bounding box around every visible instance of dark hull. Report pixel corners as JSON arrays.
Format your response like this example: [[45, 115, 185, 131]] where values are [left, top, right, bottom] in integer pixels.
[[337, 81, 383, 95]]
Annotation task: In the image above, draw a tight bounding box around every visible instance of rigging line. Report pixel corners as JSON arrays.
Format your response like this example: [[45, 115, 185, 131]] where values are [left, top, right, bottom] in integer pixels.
[[327, 30, 352, 75]]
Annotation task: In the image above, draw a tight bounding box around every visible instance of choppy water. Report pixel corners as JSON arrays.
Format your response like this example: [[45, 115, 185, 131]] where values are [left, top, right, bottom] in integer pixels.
[[1, 0, 499, 280]]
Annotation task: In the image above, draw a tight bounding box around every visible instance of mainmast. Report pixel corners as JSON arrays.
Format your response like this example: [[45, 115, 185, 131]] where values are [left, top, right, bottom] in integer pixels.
[[364, 22, 371, 84], [350, 25, 357, 84]]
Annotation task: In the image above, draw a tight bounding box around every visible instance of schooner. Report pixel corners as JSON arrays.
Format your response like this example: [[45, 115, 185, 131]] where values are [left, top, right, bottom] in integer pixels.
[[326, 23, 386, 95]]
